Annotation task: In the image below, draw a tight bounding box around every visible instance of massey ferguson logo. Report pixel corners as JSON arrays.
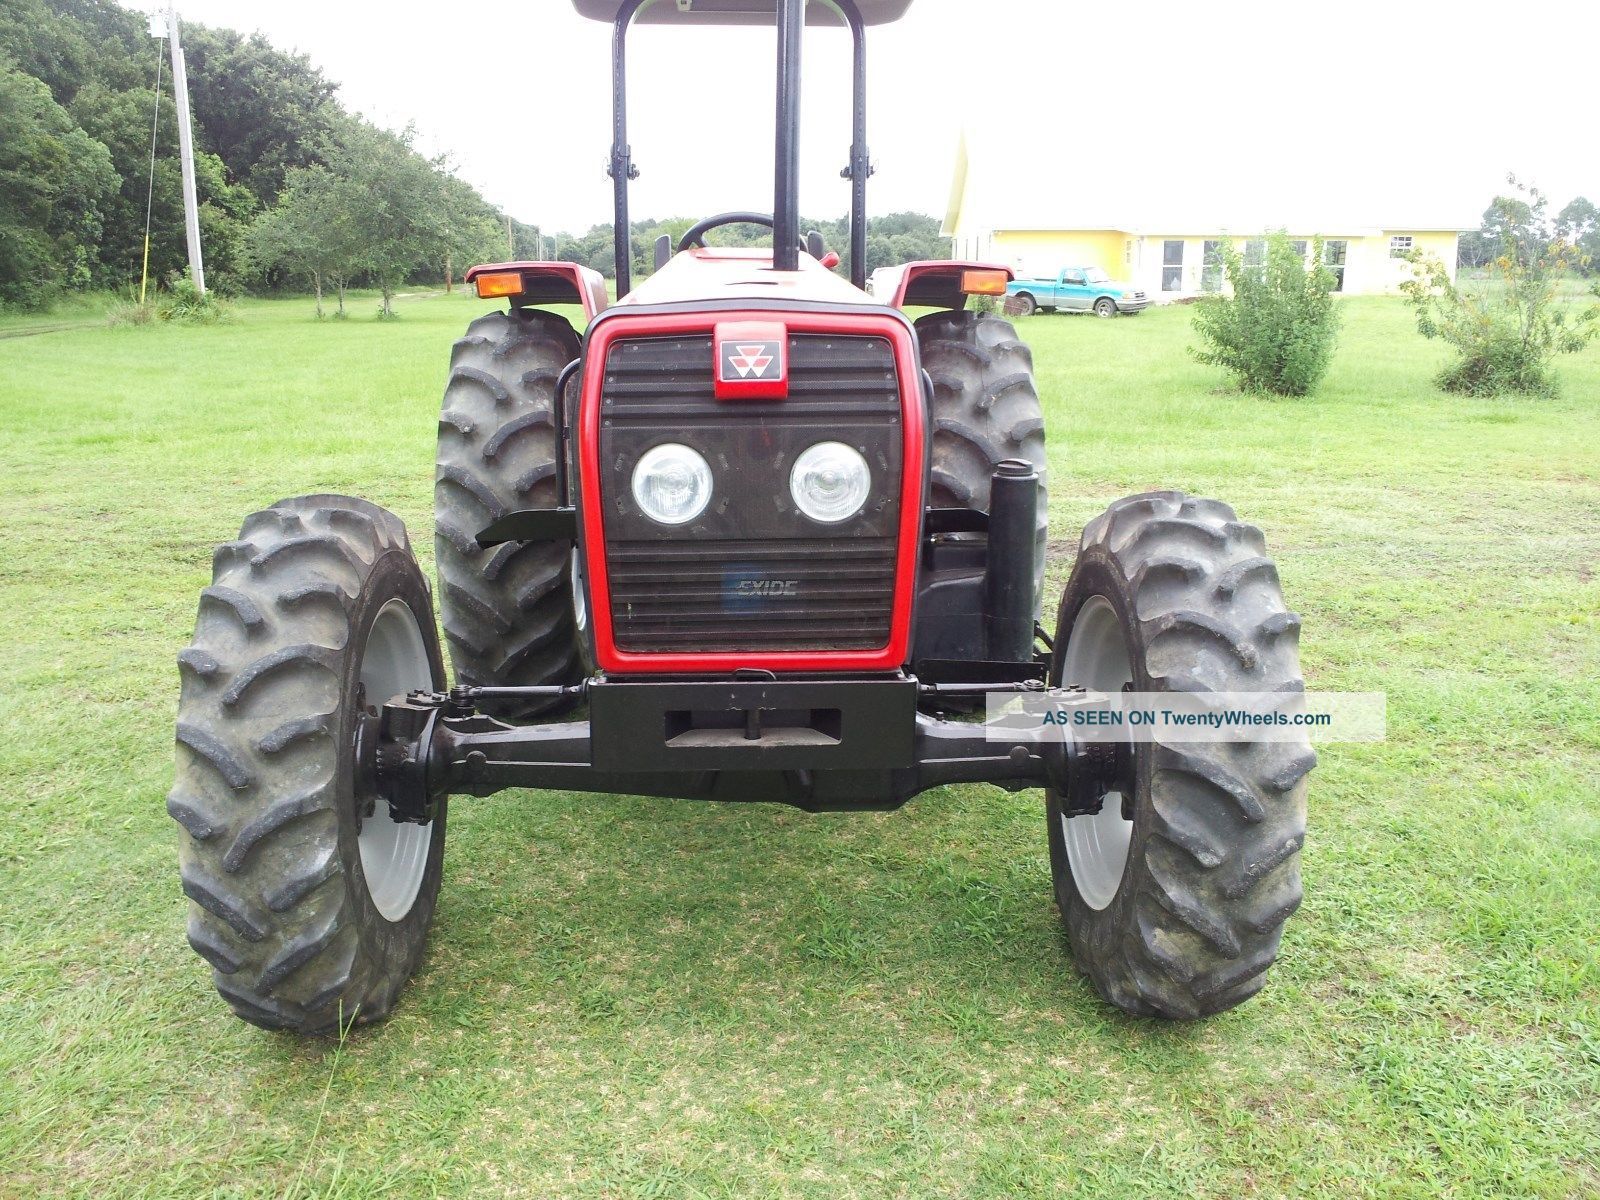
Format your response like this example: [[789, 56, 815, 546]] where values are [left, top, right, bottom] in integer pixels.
[[722, 340, 781, 381], [735, 578, 799, 598], [713, 321, 788, 399]]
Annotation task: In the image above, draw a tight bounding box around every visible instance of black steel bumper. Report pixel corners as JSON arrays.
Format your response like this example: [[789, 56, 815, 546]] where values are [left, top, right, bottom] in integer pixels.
[[367, 675, 1116, 815]]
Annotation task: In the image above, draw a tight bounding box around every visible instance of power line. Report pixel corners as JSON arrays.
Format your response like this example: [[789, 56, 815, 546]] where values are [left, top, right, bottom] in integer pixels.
[[139, 32, 163, 305]]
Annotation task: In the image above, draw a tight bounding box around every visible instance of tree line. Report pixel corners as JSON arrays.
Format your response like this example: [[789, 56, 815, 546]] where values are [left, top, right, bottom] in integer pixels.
[[1459, 187, 1599, 273], [0, 1, 948, 313], [0, 0, 523, 311], [554, 211, 950, 285]]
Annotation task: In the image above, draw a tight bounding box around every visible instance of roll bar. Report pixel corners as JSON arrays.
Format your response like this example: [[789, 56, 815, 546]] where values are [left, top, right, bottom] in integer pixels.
[[576, 0, 911, 24], [608, 0, 872, 296]]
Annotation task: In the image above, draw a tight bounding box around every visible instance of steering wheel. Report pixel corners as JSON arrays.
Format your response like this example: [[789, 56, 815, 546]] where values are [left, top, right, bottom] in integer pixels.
[[676, 211, 807, 257]]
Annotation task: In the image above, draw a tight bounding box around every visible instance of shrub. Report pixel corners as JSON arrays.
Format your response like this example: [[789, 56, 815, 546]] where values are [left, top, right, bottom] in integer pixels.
[[106, 279, 234, 327], [105, 298, 156, 326], [1190, 232, 1341, 396], [157, 277, 233, 325], [1401, 185, 1599, 398]]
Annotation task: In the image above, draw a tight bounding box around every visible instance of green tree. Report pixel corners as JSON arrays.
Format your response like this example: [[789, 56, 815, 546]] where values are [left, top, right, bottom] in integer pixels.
[[540, 212, 949, 281], [67, 78, 254, 292], [339, 122, 446, 317], [180, 25, 339, 202], [1191, 232, 1341, 396], [0, 2, 513, 306], [1483, 192, 1540, 256], [0, 61, 118, 306], [0, 0, 147, 104], [1459, 178, 1553, 272], [1402, 186, 1600, 397], [1554, 197, 1599, 276], [246, 165, 359, 316], [437, 172, 505, 291], [191, 148, 258, 294]]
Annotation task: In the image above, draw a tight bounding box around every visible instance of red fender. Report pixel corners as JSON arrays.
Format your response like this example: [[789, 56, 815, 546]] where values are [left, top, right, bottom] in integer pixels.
[[464, 261, 608, 321], [874, 260, 1015, 310]]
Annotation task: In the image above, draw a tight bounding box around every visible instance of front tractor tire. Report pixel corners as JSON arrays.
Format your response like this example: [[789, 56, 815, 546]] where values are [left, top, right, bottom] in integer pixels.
[[916, 309, 1048, 615], [435, 308, 584, 721], [1047, 492, 1314, 1018], [168, 496, 446, 1033]]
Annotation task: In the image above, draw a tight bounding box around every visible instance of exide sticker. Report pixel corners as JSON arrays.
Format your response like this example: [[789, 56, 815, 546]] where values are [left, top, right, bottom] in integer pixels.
[[725, 564, 801, 607]]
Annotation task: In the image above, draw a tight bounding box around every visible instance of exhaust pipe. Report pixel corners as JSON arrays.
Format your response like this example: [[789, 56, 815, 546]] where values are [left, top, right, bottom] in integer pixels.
[[984, 459, 1039, 663]]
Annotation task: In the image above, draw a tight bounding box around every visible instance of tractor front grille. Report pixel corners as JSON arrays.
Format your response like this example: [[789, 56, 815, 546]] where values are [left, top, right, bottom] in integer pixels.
[[598, 332, 904, 654], [605, 538, 898, 651]]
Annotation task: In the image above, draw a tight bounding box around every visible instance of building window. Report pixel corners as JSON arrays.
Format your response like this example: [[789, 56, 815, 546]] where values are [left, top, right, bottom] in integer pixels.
[[1324, 239, 1348, 292], [1239, 238, 1267, 282], [1125, 239, 1133, 265], [1162, 239, 1184, 291], [1389, 235, 1413, 258], [1201, 240, 1225, 292], [1289, 240, 1308, 260]]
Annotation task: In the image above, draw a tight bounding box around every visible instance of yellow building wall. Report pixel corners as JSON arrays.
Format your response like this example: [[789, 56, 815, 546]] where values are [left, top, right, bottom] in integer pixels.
[[989, 230, 1127, 279], [1407, 232, 1459, 266], [966, 229, 1461, 297], [1343, 237, 1391, 294], [1343, 231, 1458, 294], [1128, 232, 1460, 297]]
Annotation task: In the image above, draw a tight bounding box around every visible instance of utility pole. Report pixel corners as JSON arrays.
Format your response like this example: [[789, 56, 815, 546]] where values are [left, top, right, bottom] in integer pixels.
[[161, 8, 205, 294]]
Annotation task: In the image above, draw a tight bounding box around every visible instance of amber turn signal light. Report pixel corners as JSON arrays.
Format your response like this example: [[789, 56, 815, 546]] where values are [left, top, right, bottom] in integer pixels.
[[474, 271, 524, 299], [959, 269, 1009, 296]]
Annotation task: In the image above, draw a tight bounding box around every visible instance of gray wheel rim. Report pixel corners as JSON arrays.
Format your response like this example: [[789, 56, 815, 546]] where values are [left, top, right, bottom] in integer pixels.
[[570, 547, 588, 636], [356, 598, 433, 921], [1061, 595, 1135, 910], [1096, 300, 1115, 317]]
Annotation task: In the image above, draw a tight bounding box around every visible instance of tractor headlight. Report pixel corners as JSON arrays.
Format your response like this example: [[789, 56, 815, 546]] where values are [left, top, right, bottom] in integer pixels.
[[632, 443, 713, 526], [790, 441, 870, 524]]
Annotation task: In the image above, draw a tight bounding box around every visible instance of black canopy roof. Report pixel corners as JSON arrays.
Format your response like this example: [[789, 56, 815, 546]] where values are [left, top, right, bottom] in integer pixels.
[[571, 0, 912, 25]]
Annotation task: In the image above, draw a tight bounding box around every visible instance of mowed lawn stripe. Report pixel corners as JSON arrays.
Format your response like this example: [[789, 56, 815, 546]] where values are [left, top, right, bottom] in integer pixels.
[[0, 290, 1595, 1198]]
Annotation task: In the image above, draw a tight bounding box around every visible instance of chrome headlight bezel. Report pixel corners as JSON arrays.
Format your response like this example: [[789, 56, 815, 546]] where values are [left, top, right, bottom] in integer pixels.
[[631, 442, 714, 526], [789, 441, 871, 525]]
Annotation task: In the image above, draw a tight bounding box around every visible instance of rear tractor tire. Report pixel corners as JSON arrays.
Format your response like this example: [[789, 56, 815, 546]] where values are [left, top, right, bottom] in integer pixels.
[[168, 496, 446, 1033], [435, 308, 585, 722], [1046, 491, 1314, 1018], [915, 308, 1049, 617]]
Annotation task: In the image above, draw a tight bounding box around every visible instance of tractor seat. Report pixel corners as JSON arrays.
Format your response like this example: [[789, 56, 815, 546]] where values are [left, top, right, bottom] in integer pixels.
[[572, 0, 913, 25]]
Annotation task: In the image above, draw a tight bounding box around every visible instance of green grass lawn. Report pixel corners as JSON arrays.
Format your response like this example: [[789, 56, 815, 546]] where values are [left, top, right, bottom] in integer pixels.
[[1, 290, 1596, 1198]]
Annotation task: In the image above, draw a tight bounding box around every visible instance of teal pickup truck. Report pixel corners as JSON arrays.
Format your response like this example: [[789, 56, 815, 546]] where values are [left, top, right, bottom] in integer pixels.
[[1007, 268, 1149, 318]]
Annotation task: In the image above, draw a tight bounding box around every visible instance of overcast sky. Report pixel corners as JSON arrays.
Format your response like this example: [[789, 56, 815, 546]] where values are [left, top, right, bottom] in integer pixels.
[[168, 0, 1599, 233]]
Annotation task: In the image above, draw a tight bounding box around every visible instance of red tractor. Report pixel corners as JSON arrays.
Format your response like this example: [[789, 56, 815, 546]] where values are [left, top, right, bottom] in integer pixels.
[[169, 0, 1312, 1032]]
